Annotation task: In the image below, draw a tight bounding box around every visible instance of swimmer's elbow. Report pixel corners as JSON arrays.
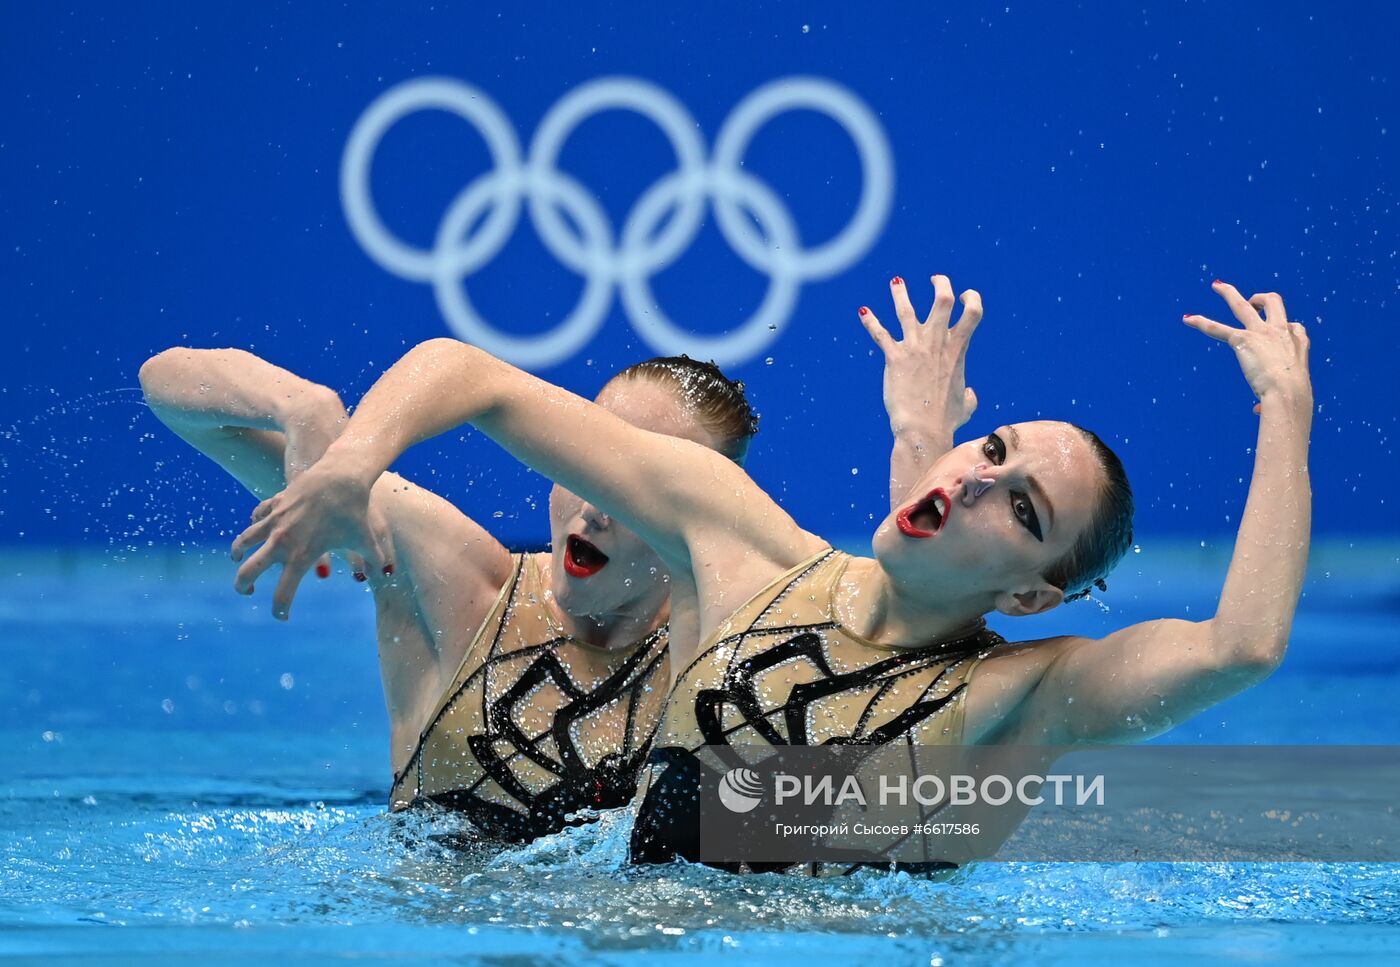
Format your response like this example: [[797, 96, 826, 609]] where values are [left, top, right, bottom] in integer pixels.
[[138, 349, 169, 390], [1206, 619, 1289, 677], [138, 348, 185, 402], [408, 338, 511, 398], [1240, 635, 1289, 676], [414, 336, 491, 369], [415, 336, 467, 356]]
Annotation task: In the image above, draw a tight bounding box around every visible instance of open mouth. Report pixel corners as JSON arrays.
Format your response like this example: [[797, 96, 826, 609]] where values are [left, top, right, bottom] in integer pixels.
[[563, 534, 609, 578], [896, 489, 950, 539]]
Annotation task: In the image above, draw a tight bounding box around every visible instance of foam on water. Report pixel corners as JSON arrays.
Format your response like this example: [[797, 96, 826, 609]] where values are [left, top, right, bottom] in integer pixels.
[[4, 752, 1398, 961]]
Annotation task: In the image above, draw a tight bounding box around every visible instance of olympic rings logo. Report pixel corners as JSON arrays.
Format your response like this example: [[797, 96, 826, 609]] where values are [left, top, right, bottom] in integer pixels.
[[341, 76, 894, 368]]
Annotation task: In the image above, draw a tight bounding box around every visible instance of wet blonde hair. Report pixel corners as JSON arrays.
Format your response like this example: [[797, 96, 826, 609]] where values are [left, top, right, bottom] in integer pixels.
[[604, 356, 759, 464]]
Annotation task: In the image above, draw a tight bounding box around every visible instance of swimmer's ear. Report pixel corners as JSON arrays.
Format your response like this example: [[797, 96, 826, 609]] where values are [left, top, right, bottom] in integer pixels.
[[992, 583, 1064, 618]]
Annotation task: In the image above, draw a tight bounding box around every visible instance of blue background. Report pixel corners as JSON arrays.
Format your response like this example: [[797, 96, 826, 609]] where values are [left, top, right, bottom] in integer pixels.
[[3, 1, 1397, 550]]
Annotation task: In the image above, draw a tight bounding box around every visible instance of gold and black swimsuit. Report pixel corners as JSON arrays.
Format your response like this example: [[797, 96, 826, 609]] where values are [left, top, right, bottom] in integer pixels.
[[390, 554, 670, 843], [629, 549, 1003, 870]]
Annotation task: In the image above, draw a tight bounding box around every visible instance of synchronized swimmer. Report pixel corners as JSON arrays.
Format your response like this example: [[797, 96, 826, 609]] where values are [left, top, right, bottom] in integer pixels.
[[149, 274, 1313, 872], [140, 290, 959, 844]]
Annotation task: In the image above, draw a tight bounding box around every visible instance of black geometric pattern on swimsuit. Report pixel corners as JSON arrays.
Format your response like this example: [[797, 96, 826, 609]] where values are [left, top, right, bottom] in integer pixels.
[[696, 549, 999, 755], [631, 551, 1003, 870], [634, 619, 993, 873], [694, 625, 994, 751], [398, 562, 670, 843]]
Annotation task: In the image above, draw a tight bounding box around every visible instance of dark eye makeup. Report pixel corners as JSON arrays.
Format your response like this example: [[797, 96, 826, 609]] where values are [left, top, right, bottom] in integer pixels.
[[982, 433, 1006, 465], [982, 432, 1043, 542]]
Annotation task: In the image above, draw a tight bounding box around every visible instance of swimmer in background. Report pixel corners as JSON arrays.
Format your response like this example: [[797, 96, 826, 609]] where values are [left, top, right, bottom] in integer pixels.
[[140, 289, 979, 843], [141, 351, 755, 840], [227, 276, 1311, 872]]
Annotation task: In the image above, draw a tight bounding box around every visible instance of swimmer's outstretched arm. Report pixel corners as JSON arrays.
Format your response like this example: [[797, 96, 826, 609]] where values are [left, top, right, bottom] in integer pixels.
[[139, 347, 347, 502], [859, 274, 983, 509], [973, 281, 1313, 745], [139, 347, 513, 676], [231, 339, 820, 620]]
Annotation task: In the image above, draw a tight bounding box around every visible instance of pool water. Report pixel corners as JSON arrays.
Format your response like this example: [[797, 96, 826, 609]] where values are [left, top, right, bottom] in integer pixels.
[[2, 544, 1398, 962]]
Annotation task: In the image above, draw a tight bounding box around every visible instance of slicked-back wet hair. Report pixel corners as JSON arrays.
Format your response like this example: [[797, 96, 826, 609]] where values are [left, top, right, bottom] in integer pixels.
[[605, 356, 760, 464], [1042, 425, 1134, 603]]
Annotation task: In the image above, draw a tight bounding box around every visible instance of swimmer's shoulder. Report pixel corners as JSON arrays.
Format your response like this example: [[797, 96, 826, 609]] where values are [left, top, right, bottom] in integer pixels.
[[961, 633, 1087, 745], [696, 527, 827, 596], [372, 471, 514, 586], [366, 472, 515, 651]]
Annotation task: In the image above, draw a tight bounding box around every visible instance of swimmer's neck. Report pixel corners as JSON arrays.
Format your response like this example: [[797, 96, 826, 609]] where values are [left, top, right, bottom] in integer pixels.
[[533, 553, 670, 651], [835, 557, 986, 649], [559, 604, 670, 652]]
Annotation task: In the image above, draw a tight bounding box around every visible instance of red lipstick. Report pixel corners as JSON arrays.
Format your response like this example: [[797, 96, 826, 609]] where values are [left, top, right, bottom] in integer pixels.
[[563, 534, 609, 578], [896, 488, 951, 539]]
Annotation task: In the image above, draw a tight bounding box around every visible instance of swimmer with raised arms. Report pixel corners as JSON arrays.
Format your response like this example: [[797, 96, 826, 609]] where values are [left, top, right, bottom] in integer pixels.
[[141, 352, 760, 840], [228, 277, 1311, 870], [141, 296, 970, 842]]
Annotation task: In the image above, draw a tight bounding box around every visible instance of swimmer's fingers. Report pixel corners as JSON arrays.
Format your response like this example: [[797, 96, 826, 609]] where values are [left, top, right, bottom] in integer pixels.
[[1289, 321, 1311, 359], [953, 289, 984, 346], [271, 558, 311, 621], [231, 515, 274, 563], [1248, 292, 1288, 328], [1212, 280, 1264, 330], [927, 274, 956, 330], [964, 386, 979, 417], [341, 502, 395, 580], [368, 504, 397, 579], [343, 550, 368, 581], [889, 275, 920, 339], [1182, 313, 1242, 346], [314, 552, 333, 580], [233, 539, 279, 595], [858, 305, 896, 354]]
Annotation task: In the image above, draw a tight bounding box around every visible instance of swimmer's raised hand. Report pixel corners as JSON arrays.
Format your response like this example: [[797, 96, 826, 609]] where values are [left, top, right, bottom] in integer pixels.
[[858, 273, 983, 507], [280, 397, 362, 581], [1183, 281, 1313, 413], [230, 458, 394, 620]]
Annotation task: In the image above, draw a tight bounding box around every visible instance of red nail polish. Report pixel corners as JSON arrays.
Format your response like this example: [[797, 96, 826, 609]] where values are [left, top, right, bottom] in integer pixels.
[[1182, 313, 1192, 320], [353, 571, 367, 583], [382, 564, 395, 576], [315, 563, 331, 579], [1212, 279, 1223, 286], [859, 306, 869, 316], [891, 276, 903, 286]]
